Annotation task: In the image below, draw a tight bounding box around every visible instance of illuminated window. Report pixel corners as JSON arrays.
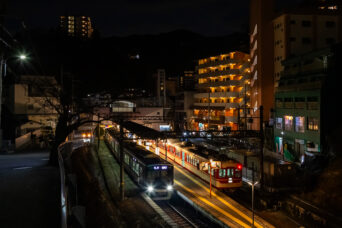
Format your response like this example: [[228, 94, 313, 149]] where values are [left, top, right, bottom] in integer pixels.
[[276, 118, 283, 129], [284, 116, 293, 131], [295, 116, 305, 133], [308, 117, 319, 131]]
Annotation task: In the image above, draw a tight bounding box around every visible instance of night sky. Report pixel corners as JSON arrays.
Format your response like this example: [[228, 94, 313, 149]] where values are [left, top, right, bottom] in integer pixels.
[[6, 0, 301, 37]]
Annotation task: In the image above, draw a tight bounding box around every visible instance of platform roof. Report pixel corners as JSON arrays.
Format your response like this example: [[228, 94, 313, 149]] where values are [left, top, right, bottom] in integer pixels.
[[120, 121, 166, 140]]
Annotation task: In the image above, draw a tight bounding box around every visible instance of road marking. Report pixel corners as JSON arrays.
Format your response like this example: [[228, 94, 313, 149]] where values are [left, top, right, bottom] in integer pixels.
[[175, 180, 250, 228], [41, 158, 49, 161], [174, 165, 266, 228], [14, 166, 32, 170]]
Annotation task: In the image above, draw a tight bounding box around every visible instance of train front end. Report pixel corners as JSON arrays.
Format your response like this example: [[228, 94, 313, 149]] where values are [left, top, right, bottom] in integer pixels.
[[145, 164, 174, 200]]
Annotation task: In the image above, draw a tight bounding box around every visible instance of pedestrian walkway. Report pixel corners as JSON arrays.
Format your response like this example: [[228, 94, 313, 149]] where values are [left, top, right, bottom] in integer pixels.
[[0, 151, 60, 228]]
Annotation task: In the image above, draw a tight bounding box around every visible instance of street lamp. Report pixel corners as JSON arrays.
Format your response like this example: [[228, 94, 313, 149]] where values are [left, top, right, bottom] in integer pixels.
[[19, 54, 27, 60], [209, 159, 218, 198], [0, 53, 28, 148]]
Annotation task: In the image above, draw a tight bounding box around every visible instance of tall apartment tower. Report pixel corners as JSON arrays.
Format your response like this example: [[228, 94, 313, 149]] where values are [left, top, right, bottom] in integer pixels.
[[273, 2, 342, 87], [60, 15, 93, 38], [249, 0, 275, 128], [192, 52, 250, 131]]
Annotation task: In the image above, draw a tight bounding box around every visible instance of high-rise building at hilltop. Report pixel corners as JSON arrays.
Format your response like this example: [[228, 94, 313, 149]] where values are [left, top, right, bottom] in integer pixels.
[[60, 15, 93, 38]]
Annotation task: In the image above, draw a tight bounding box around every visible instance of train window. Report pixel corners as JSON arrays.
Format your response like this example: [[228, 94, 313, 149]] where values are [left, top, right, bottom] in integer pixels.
[[124, 154, 130, 164], [235, 169, 241, 178], [227, 169, 231, 177], [219, 169, 226, 177], [147, 169, 172, 182], [135, 163, 140, 176]]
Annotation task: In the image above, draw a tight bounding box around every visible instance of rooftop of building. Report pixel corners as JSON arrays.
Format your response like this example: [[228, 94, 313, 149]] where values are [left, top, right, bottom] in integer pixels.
[[198, 51, 250, 63], [274, 0, 342, 18]]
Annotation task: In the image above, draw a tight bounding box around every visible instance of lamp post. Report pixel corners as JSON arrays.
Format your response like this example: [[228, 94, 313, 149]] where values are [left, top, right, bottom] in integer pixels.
[[209, 159, 217, 198], [0, 53, 27, 148], [209, 161, 212, 198], [247, 162, 258, 228]]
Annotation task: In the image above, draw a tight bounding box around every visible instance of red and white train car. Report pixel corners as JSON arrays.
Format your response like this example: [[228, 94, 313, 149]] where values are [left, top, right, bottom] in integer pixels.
[[150, 139, 243, 189]]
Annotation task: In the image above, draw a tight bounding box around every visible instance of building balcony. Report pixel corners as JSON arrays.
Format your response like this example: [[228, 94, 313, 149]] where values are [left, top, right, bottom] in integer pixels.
[[225, 116, 238, 123], [197, 69, 241, 79], [198, 59, 239, 69], [193, 102, 240, 109], [194, 91, 239, 99], [193, 115, 225, 124], [196, 80, 241, 89]]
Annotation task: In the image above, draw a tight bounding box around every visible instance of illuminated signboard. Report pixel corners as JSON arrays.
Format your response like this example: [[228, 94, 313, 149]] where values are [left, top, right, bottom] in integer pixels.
[[153, 166, 168, 170]]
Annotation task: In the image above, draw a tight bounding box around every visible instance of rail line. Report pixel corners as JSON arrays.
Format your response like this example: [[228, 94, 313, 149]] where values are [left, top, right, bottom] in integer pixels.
[[154, 200, 198, 228]]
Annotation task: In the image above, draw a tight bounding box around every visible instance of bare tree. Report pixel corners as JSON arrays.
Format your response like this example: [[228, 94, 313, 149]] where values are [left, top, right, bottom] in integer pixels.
[[22, 74, 108, 165]]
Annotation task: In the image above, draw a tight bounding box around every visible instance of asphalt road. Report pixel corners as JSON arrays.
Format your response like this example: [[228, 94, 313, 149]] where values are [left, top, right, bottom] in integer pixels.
[[0, 151, 60, 228]]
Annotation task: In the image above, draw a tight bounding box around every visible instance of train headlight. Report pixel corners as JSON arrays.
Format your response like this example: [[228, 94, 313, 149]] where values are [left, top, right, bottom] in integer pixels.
[[167, 185, 173, 191], [147, 186, 154, 192]]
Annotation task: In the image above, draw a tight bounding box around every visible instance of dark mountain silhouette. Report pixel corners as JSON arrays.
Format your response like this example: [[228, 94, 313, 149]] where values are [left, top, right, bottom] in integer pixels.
[[14, 29, 248, 95]]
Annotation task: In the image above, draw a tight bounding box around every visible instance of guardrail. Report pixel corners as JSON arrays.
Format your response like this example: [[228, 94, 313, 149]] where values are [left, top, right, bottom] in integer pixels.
[[58, 143, 69, 228]]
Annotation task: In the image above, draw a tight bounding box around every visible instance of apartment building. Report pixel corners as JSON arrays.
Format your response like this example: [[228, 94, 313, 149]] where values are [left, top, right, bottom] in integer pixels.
[[60, 15, 93, 38], [191, 52, 250, 131], [273, 3, 342, 87]]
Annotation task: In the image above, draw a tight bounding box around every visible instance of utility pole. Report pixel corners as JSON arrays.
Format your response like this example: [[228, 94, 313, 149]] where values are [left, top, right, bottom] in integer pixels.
[[244, 83, 247, 131], [164, 140, 167, 161], [252, 162, 255, 228], [207, 90, 211, 129], [164, 138, 167, 161], [259, 106, 264, 190], [237, 107, 240, 131], [0, 55, 4, 148], [97, 115, 100, 150], [119, 119, 124, 201]]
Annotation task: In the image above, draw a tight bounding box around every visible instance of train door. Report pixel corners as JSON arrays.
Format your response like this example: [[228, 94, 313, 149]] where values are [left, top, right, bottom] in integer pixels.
[[182, 151, 185, 167]]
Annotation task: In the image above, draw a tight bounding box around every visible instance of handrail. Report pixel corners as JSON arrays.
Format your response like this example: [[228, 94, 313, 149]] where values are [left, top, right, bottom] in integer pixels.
[[58, 146, 68, 228]]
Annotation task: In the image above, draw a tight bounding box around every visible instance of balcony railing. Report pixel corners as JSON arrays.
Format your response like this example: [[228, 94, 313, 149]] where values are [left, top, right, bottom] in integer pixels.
[[225, 116, 238, 123], [194, 115, 225, 124], [193, 102, 240, 109], [294, 102, 305, 109], [198, 58, 239, 69], [194, 91, 239, 99], [196, 80, 241, 89], [307, 102, 319, 110], [197, 69, 241, 79]]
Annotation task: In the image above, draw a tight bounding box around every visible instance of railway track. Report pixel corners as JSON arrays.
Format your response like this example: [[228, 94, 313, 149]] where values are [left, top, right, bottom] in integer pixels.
[[154, 200, 198, 228]]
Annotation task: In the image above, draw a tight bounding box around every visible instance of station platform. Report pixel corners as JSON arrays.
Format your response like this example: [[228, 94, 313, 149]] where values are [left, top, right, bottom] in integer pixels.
[[154, 146, 274, 228]]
